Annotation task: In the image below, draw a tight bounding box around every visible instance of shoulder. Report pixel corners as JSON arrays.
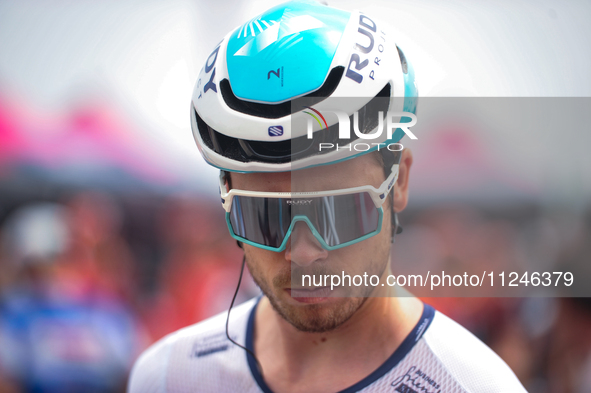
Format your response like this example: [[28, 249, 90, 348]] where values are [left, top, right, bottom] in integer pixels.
[[128, 297, 258, 393], [423, 310, 527, 393]]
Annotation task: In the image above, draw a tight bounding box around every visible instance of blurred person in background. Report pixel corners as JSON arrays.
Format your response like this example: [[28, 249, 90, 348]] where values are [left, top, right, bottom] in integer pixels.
[[143, 196, 254, 340], [399, 207, 536, 383], [396, 206, 591, 392], [65, 192, 138, 306], [0, 202, 145, 393], [540, 209, 591, 393]]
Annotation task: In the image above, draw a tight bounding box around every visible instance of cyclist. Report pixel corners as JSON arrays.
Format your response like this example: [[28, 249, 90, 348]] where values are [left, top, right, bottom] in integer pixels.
[[129, 1, 527, 391]]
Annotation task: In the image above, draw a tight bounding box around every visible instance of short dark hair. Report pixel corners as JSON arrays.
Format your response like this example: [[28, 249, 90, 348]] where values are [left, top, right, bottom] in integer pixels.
[[373, 149, 401, 181]]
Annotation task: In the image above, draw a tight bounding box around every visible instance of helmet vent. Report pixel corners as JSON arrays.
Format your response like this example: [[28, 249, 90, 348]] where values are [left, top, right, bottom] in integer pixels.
[[194, 83, 392, 165], [220, 66, 345, 119]]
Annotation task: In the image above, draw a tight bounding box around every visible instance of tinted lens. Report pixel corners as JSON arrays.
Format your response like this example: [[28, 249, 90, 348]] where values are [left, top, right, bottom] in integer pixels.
[[229, 195, 290, 248], [291, 192, 379, 247], [229, 192, 380, 249]]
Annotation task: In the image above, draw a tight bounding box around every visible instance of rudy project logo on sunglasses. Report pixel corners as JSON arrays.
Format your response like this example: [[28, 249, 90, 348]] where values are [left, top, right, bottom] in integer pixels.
[[286, 200, 313, 205], [304, 108, 418, 150]]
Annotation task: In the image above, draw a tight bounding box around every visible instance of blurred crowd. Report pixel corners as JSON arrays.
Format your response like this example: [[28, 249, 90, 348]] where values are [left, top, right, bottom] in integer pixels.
[[397, 205, 591, 393], [0, 191, 589, 393], [0, 191, 254, 392]]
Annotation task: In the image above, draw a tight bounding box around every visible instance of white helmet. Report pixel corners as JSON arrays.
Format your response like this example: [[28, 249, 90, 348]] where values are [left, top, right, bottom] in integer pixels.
[[190, 0, 418, 173]]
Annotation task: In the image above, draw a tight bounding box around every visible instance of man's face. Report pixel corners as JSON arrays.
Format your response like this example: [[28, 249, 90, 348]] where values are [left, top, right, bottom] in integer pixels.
[[231, 151, 411, 333]]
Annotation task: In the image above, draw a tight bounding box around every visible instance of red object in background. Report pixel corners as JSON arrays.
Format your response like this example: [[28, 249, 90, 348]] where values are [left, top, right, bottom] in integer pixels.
[[0, 94, 178, 186], [0, 97, 28, 165]]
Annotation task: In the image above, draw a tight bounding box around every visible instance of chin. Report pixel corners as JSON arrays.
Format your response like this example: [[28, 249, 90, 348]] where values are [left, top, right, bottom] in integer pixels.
[[272, 293, 364, 333]]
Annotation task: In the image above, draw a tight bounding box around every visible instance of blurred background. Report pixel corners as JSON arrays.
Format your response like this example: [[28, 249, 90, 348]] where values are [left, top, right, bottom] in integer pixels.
[[0, 0, 590, 392]]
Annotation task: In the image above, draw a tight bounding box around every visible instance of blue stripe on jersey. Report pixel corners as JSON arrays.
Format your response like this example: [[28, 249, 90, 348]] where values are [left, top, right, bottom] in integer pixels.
[[245, 297, 273, 393], [245, 299, 435, 393]]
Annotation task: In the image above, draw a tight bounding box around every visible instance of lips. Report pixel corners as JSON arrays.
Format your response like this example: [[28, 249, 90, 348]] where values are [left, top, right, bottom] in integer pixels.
[[286, 287, 332, 303]]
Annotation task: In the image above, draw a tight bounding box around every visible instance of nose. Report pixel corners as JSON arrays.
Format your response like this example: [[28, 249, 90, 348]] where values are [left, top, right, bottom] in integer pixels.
[[285, 221, 328, 267]]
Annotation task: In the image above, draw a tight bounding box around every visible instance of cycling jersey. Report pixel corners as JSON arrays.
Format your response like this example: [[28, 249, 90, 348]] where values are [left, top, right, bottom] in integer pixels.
[[128, 297, 527, 393]]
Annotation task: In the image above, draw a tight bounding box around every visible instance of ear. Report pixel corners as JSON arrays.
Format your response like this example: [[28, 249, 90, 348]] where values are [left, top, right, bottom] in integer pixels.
[[393, 148, 413, 213], [223, 171, 232, 192]]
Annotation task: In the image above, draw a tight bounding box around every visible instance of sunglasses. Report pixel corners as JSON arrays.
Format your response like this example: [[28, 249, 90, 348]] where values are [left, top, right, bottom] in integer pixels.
[[219, 162, 399, 252]]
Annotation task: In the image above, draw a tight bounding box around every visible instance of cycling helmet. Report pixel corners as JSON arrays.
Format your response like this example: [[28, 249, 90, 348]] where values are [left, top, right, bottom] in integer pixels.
[[190, 0, 417, 173]]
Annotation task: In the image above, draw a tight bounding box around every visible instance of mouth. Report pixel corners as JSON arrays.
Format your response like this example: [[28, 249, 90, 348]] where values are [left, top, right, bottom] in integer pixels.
[[285, 287, 332, 303]]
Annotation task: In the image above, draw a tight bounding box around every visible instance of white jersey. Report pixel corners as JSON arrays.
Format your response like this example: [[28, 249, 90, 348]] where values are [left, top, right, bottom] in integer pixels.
[[128, 297, 527, 393]]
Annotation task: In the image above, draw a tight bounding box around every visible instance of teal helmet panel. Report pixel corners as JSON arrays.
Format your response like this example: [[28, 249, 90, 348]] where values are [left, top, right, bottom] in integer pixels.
[[402, 52, 418, 115], [226, 1, 350, 103], [388, 46, 418, 144]]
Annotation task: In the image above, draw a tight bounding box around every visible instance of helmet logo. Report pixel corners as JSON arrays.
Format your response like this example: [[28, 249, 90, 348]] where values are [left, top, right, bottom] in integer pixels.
[[267, 68, 281, 80], [268, 126, 284, 137], [346, 15, 378, 84], [303, 107, 328, 130], [234, 13, 324, 58], [198, 43, 221, 99]]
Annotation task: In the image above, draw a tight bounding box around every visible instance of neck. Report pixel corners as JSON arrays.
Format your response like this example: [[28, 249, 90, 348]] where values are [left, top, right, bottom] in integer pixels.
[[253, 267, 424, 391]]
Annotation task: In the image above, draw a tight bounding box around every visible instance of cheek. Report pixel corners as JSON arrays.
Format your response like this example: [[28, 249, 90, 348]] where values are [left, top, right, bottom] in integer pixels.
[[377, 206, 394, 249], [244, 245, 285, 282], [328, 224, 391, 273]]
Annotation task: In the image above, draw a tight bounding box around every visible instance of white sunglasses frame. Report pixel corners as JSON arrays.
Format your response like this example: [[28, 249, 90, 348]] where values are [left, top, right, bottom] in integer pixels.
[[219, 163, 399, 213], [218, 162, 399, 251]]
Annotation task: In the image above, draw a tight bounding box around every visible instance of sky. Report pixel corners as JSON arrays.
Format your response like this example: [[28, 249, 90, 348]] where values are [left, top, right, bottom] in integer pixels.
[[0, 0, 589, 202]]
